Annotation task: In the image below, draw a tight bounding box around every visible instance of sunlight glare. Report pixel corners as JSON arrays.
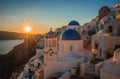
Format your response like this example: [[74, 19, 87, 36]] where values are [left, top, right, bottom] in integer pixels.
[[25, 26, 31, 33]]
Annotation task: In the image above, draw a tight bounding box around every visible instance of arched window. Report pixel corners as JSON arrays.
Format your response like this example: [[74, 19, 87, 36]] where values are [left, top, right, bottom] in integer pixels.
[[108, 26, 113, 32], [108, 17, 111, 21], [70, 45, 73, 51], [94, 41, 99, 49], [100, 25, 104, 29], [50, 53, 52, 56], [49, 45, 51, 47], [74, 27, 76, 30], [88, 25, 90, 29], [49, 40, 51, 47], [86, 37, 89, 39], [49, 49, 53, 56]]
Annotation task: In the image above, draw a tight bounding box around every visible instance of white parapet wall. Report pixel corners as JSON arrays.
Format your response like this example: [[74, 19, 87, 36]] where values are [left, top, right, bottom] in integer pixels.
[[44, 58, 84, 79], [95, 58, 112, 77], [59, 66, 76, 79], [59, 71, 71, 79]]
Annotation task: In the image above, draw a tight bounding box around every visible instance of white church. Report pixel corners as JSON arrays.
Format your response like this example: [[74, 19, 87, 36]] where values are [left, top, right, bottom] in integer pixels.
[[43, 21, 92, 79]]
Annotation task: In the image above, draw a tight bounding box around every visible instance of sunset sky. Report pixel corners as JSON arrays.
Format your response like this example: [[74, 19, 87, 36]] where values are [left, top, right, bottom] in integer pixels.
[[0, 0, 118, 34]]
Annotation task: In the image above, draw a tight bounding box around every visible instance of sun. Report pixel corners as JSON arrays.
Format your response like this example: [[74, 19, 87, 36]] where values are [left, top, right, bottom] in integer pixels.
[[25, 26, 31, 33]]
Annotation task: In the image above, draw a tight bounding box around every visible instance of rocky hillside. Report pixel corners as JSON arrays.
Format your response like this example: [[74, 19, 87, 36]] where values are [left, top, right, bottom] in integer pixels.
[[0, 35, 40, 79]]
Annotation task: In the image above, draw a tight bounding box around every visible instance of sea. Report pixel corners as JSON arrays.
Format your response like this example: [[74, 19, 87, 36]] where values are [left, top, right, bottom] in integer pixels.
[[0, 40, 24, 55]]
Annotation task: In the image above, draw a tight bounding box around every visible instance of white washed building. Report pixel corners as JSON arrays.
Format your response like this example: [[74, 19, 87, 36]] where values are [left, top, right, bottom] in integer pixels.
[[100, 48, 120, 79], [91, 31, 120, 59], [43, 21, 92, 79]]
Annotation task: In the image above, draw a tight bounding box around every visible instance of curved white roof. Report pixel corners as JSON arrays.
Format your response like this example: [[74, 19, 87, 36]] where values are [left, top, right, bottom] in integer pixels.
[[59, 53, 82, 61], [101, 49, 120, 77], [59, 49, 92, 62], [101, 61, 120, 77]]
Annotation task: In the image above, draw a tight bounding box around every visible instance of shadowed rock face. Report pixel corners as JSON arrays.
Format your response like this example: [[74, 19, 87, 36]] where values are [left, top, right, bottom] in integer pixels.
[[0, 35, 38, 79]]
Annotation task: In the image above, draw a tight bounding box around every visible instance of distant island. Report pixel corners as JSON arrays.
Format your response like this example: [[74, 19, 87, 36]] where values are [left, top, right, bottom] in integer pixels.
[[0, 31, 41, 40], [0, 31, 25, 40]]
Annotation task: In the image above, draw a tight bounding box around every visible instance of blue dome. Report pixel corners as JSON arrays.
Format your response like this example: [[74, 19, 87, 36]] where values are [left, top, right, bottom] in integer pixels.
[[61, 29, 81, 40], [68, 20, 80, 26]]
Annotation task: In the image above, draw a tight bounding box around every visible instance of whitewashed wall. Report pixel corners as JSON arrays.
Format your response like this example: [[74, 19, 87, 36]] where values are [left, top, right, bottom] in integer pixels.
[[58, 40, 83, 58], [92, 34, 120, 59], [44, 58, 83, 79]]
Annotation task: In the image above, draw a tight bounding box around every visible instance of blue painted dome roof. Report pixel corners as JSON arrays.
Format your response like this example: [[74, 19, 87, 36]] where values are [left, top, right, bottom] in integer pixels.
[[68, 20, 80, 26], [61, 29, 81, 40]]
